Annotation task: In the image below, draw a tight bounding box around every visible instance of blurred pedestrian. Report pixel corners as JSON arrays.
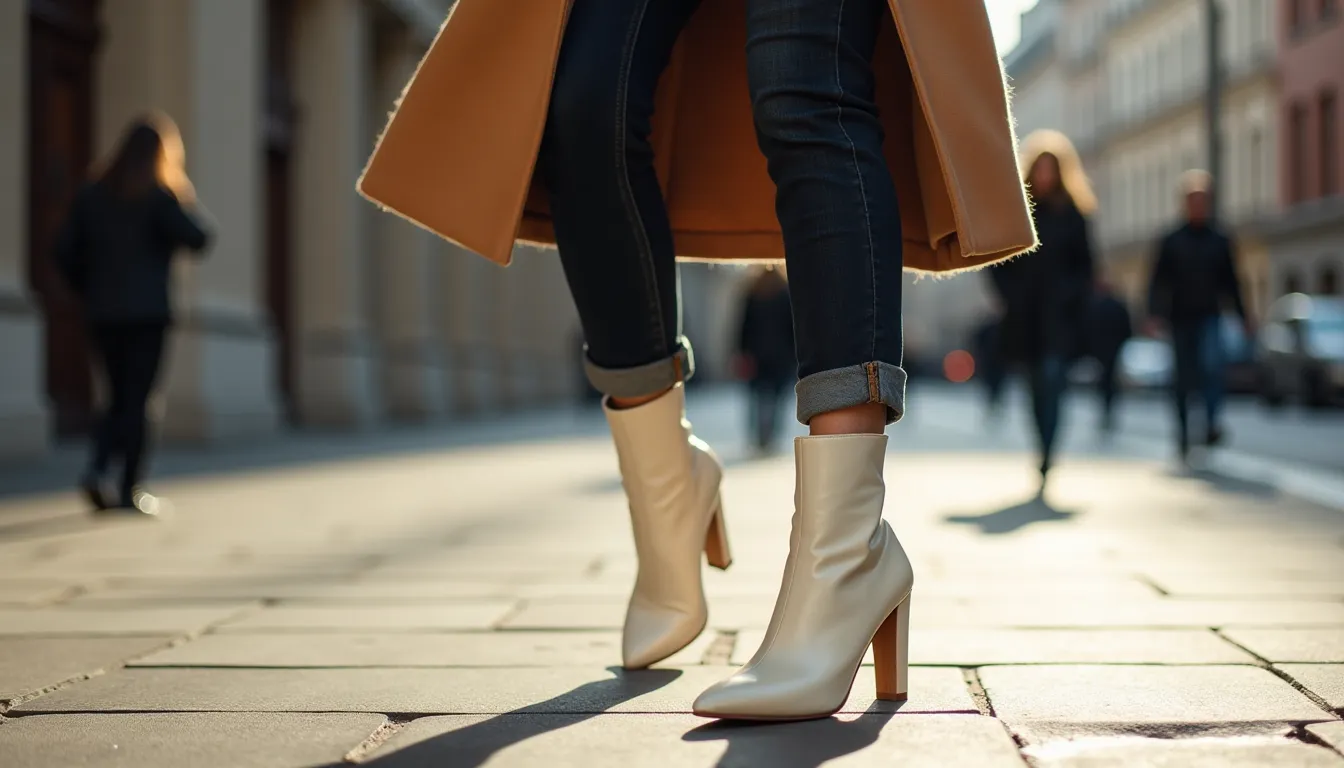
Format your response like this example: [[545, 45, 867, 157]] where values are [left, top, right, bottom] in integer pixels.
[[55, 113, 212, 515], [988, 130, 1097, 495], [360, 0, 1034, 720], [735, 268, 796, 454], [1146, 170, 1252, 462], [972, 313, 1007, 423], [1089, 280, 1133, 436]]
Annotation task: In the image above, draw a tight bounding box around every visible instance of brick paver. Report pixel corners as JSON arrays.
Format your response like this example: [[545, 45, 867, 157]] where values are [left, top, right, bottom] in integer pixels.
[[0, 389, 1340, 765]]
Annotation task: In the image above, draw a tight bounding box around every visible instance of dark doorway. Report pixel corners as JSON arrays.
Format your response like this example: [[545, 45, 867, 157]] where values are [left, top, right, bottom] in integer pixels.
[[27, 0, 102, 438], [265, 0, 298, 424]]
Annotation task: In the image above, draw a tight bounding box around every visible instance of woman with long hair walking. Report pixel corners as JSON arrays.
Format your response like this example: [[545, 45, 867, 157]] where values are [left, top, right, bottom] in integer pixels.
[[989, 130, 1098, 496], [361, 0, 1035, 719], [56, 113, 212, 515]]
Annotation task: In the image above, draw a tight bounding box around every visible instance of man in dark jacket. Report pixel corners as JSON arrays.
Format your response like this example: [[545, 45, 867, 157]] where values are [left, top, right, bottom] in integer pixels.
[[735, 269, 796, 453], [1147, 171, 1252, 460], [1088, 281, 1133, 435]]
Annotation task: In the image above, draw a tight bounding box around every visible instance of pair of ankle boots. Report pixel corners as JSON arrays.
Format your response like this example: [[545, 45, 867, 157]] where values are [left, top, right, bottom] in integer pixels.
[[606, 384, 914, 721]]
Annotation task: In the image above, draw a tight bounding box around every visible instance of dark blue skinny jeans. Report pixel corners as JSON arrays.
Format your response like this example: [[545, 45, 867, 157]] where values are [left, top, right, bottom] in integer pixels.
[[539, 0, 905, 424]]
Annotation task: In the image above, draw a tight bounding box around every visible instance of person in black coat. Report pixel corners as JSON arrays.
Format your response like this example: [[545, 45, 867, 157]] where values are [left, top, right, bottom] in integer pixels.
[[735, 268, 797, 453], [1146, 170, 1252, 461], [55, 113, 212, 514], [1088, 281, 1134, 435], [988, 130, 1097, 494]]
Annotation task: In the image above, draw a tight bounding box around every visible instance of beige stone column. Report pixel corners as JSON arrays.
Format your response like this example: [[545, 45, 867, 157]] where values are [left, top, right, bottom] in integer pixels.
[[459, 255, 503, 414], [290, 0, 380, 427], [0, 3, 50, 459], [372, 35, 444, 422], [96, 0, 280, 443], [531, 252, 581, 403], [436, 241, 470, 415], [498, 249, 539, 408]]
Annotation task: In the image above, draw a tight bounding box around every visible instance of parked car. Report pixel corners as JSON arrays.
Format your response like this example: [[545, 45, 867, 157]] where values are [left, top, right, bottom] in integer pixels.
[[1259, 294, 1344, 408], [1118, 336, 1173, 390]]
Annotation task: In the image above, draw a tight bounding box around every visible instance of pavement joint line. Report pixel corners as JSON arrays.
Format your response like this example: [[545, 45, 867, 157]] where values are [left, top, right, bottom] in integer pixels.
[[341, 714, 406, 764], [1295, 722, 1344, 756], [0, 667, 109, 714], [701, 629, 737, 665], [0, 621, 238, 713], [1132, 574, 1170, 596], [961, 668, 996, 718], [1212, 629, 1344, 717], [491, 598, 529, 630]]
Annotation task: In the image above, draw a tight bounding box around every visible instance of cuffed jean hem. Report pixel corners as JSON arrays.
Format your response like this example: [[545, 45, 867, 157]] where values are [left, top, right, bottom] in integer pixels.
[[583, 336, 696, 399], [796, 361, 907, 426]]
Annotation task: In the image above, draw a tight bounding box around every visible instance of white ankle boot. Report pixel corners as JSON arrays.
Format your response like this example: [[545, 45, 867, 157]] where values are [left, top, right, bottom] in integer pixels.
[[693, 434, 913, 720], [605, 384, 731, 669]]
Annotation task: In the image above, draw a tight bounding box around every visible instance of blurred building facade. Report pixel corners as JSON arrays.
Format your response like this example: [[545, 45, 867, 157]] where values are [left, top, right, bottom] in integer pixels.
[[0, 0, 742, 461], [1007, 0, 1281, 316], [1261, 0, 1343, 298]]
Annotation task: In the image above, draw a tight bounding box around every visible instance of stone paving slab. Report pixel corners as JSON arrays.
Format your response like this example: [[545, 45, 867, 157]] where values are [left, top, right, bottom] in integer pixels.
[[501, 598, 774, 631], [1140, 575, 1344, 599], [0, 579, 82, 606], [1222, 629, 1344, 663], [1022, 735, 1344, 767], [366, 713, 1024, 767], [0, 713, 385, 768], [0, 637, 170, 702], [360, 557, 601, 581], [131, 631, 714, 668], [75, 579, 521, 604], [1309, 721, 1344, 751], [889, 598, 1344, 629], [1280, 665, 1344, 710], [213, 602, 517, 633], [0, 605, 255, 636], [12, 666, 976, 715], [20, 555, 363, 580], [978, 665, 1333, 742], [732, 629, 1255, 666]]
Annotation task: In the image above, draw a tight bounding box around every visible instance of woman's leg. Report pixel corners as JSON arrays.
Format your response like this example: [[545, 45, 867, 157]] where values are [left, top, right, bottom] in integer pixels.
[[748, 0, 903, 434], [694, 0, 914, 721], [83, 326, 126, 510], [117, 324, 168, 504], [538, 0, 730, 672], [540, 0, 701, 405], [1029, 354, 1066, 484]]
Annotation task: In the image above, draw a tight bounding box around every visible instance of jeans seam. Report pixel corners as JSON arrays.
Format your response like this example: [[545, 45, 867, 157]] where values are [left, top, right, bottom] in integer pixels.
[[614, 0, 671, 366], [831, 0, 877, 364]]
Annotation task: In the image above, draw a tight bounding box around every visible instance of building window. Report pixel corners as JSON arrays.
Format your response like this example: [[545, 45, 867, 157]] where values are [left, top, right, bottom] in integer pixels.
[[1321, 265, 1340, 295], [1290, 102, 1310, 203], [1291, 0, 1308, 36], [1322, 90, 1338, 196]]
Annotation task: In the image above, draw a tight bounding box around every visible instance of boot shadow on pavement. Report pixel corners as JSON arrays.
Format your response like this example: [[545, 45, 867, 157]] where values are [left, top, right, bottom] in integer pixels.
[[681, 701, 898, 768], [942, 496, 1078, 535], [359, 668, 681, 767]]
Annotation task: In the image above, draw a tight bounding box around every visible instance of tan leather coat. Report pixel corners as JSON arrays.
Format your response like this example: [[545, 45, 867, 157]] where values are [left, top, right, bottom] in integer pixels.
[[359, 0, 1037, 274]]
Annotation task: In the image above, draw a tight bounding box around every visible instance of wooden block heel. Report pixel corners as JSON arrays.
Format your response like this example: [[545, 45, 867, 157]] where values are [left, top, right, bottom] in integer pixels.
[[872, 593, 910, 701], [704, 500, 732, 570]]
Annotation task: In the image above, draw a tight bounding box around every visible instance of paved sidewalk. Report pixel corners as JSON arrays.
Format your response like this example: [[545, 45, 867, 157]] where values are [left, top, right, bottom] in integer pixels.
[[0, 389, 1341, 766]]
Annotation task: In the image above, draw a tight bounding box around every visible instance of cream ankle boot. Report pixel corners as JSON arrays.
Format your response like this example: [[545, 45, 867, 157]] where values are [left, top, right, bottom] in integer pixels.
[[692, 434, 913, 720], [606, 384, 731, 669]]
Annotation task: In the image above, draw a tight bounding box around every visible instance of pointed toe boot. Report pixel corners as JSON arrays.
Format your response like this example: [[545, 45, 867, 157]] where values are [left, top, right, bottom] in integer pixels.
[[693, 434, 912, 720], [606, 384, 732, 670]]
